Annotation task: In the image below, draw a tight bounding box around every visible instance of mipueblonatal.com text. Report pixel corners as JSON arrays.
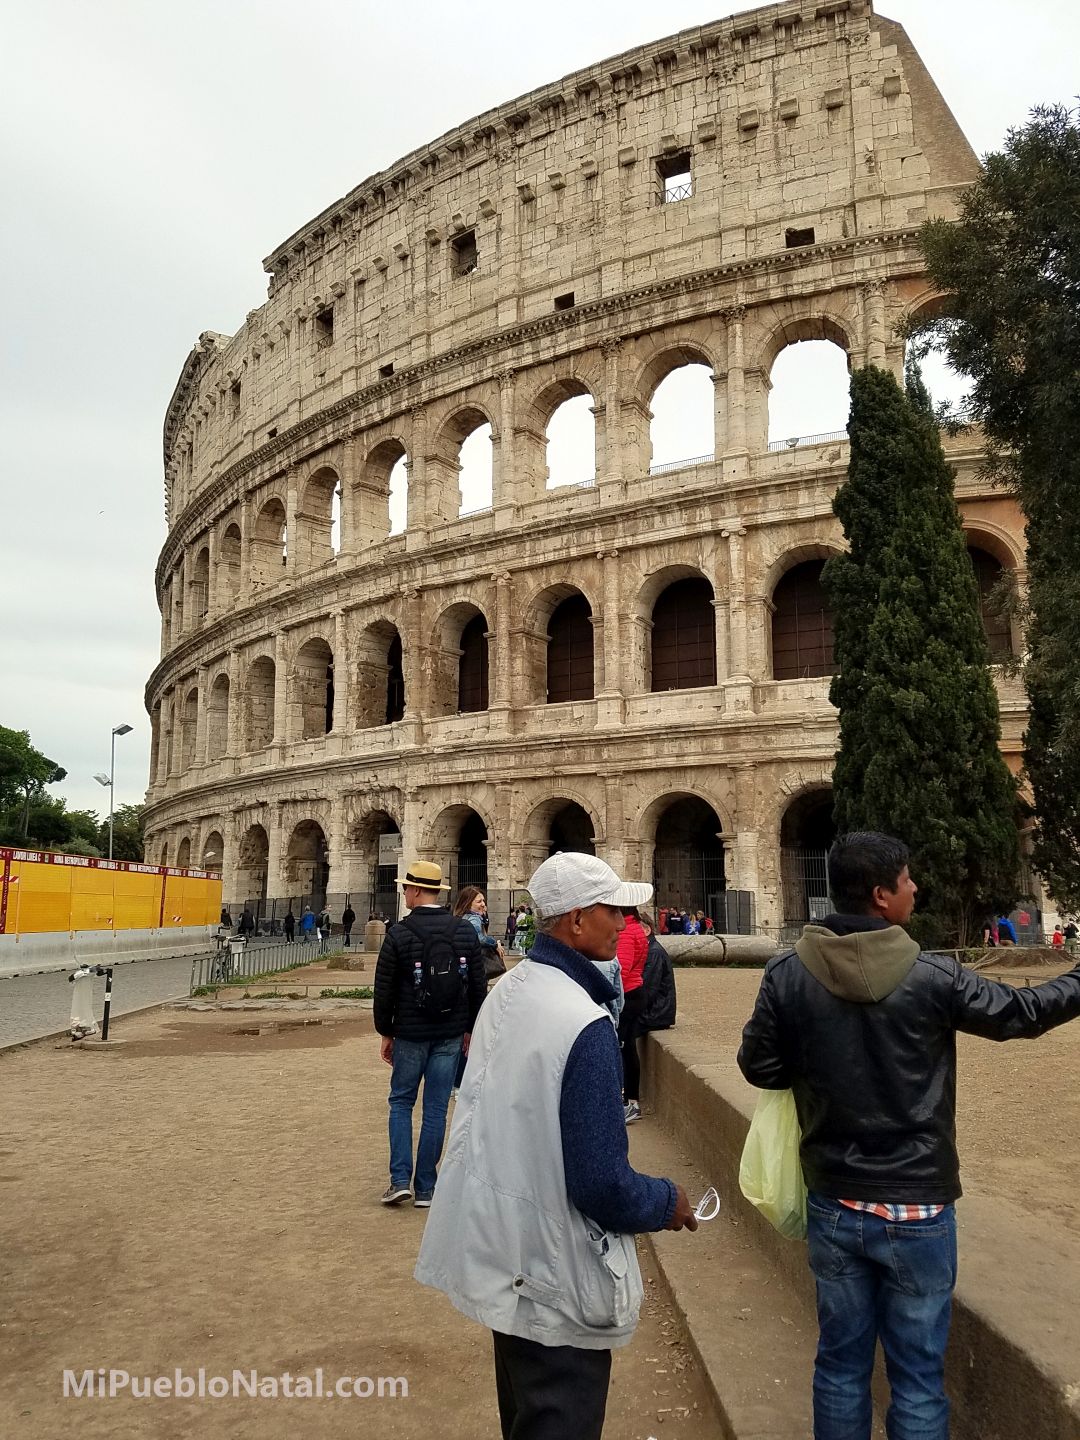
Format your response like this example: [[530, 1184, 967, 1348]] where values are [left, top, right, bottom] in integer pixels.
[[63, 1368, 408, 1401]]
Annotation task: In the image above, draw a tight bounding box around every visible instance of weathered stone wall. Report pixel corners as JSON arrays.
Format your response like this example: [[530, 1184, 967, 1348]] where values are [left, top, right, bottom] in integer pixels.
[[143, 0, 1026, 933]]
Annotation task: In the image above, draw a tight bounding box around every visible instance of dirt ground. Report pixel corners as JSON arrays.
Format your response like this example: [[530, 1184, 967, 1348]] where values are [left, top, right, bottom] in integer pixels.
[[675, 964, 1080, 1237], [0, 1005, 716, 1440]]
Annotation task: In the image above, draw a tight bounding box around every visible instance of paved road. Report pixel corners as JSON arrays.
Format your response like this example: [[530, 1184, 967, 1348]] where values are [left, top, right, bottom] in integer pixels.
[[0, 956, 197, 1049]]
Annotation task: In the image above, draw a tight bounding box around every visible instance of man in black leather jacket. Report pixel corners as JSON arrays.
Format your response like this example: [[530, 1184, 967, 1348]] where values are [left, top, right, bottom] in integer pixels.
[[739, 831, 1080, 1440]]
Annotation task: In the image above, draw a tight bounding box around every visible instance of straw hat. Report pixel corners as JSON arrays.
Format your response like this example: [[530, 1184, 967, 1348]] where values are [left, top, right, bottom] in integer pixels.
[[399, 860, 451, 892]]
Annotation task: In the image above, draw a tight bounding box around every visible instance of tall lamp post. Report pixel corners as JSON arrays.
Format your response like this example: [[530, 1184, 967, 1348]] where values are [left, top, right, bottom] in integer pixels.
[[93, 723, 133, 860]]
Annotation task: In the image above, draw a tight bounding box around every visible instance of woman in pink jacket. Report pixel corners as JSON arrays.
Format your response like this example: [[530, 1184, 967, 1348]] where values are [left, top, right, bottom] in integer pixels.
[[616, 908, 649, 1123]]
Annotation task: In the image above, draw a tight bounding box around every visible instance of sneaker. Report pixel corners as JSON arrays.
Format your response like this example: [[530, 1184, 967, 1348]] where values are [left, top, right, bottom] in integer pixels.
[[380, 1184, 411, 1205], [413, 1194, 433, 1208], [624, 1101, 641, 1125]]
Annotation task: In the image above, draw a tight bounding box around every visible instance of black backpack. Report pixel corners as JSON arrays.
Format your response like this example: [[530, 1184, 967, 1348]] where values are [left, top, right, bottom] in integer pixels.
[[402, 914, 469, 1017], [640, 937, 677, 1031]]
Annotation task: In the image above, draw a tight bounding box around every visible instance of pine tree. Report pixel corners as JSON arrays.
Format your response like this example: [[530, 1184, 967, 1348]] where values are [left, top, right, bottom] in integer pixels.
[[823, 365, 1020, 945]]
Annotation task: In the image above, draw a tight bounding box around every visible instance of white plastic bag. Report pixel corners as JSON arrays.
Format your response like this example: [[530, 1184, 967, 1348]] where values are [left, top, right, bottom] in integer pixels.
[[738, 1088, 807, 1240]]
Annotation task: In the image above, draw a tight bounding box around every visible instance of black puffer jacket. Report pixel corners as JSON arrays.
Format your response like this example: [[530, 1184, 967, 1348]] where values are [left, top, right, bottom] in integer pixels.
[[373, 906, 487, 1042], [738, 914, 1080, 1204]]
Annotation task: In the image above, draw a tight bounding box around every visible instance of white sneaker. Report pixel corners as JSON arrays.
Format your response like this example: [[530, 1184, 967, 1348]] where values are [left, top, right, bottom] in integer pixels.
[[624, 1101, 641, 1124]]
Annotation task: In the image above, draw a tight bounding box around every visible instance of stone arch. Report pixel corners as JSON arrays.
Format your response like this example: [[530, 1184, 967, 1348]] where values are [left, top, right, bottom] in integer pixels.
[[353, 618, 406, 728], [640, 342, 719, 473], [220, 521, 242, 601], [159, 840, 169, 867], [634, 337, 721, 402], [236, 822, 269, 903], [292, 635, 334, 739], [754, 312, 857, 377], [779, 786, 836, 936], [642, 792, 726, 924], [766, 321, 853, 448], [206, 671, 230, 760], [346, 806, 402, 914], [422, 802, 492, 892], [433, 404, 497, 518], [965, 542, 1016, 660], [522, 794, 601, 858], [180, 686, 198, 771], [176, 836, 192, 869], [244, 655, 276, 750], [201, 829, 225, 876], [648, 573, 717, 693], [519, 376, 598, 494], [360, 436, 409, 540], [430, 600, 490, 716], [294, 465, 340, 570], [284, 819, 329, 908], [190, 546, 210, 620], [519, 580, 599, 705], [249, 496, 287, 588]]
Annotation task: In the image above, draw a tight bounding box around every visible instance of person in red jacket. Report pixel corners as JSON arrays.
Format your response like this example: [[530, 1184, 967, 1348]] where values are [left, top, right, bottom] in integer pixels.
[[616, 907, 649, 1123]]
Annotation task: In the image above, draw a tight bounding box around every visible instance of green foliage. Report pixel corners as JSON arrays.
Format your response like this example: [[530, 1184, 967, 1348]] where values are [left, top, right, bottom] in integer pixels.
[[0, 726, 67, 839], [824, 366, 1020, 946], [102, 804, 145, 861], [319, 987, 374, 999], [914, 105, 1080, 909]]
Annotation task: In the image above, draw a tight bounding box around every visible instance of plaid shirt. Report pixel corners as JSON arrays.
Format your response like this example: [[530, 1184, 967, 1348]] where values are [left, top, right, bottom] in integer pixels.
[[840, 1200, 945, 1221]]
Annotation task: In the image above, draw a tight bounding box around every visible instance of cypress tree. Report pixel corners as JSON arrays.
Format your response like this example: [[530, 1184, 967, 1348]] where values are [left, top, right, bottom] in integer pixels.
[[823, 365, 1019, 945]]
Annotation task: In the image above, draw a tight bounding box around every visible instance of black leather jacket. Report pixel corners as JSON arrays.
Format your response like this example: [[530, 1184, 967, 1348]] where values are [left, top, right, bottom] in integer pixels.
[[738, 915, 1080, 1203]]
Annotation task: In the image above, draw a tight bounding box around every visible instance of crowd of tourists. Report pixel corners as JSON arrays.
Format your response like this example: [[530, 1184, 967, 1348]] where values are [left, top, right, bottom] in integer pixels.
[[366, 834, 1080, 1440]]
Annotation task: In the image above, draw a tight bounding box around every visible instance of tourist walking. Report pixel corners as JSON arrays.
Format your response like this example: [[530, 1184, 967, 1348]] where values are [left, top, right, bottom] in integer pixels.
[[373, 860, 485, 1207], [341, 903, 356, 947], [739, 830, 1080, 1440], [415, 851, 697, 1440], [283, 907, 295, 943], [299, 906, 316, 940], [451, 885, 507, 1089], [615, 906, 649, 1123], [236, 905, 255, 940]]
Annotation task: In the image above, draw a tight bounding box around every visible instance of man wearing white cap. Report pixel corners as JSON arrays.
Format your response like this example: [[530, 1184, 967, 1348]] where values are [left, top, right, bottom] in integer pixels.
[[415, 852, 697, 1440]]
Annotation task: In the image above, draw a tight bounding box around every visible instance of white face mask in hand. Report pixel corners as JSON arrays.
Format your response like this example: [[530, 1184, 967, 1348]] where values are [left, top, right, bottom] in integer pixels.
[[693, 1187, 721, 1222]]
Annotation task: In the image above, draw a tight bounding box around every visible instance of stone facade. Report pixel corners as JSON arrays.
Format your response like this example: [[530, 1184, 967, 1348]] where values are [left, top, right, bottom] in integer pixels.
[[143, 0, 1027, 936]]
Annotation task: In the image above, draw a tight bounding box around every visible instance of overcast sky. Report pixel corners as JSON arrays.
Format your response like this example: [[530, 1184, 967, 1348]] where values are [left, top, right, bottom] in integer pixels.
[[1, 0, 1075, 821]]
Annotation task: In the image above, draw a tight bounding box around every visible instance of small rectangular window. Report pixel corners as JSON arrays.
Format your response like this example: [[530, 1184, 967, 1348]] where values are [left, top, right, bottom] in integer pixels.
[[658, 151, 693, 203], [314, 307, 334, 347], [553, 291, 575, 311], [785, 226, 816, 248], [379, 362, 395, 378], [451, 230, 478, 277], [267, 427, 277, 439]]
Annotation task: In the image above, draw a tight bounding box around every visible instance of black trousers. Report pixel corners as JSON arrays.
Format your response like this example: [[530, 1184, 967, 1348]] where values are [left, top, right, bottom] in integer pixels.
[[492, 1331, 611, 1440], [617, 986, 646, 1102]]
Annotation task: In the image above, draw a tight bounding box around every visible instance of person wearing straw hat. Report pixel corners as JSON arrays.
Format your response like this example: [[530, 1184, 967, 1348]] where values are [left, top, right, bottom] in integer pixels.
[[373, 859, 486, 1208], [415, 852, 698, 1439]]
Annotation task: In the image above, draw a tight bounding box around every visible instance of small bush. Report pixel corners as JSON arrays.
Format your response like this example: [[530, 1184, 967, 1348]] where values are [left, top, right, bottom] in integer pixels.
[[318, 986, 373, 999]]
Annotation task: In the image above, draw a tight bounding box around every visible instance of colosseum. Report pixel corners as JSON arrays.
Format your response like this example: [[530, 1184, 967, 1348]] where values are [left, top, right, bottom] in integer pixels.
[[144, 0, 1027, 938]]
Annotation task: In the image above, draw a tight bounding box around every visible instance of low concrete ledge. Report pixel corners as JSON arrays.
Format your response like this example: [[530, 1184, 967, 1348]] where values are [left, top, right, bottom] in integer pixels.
[[0, 926, 214, 976], [642, 1030, 1080, 1440]]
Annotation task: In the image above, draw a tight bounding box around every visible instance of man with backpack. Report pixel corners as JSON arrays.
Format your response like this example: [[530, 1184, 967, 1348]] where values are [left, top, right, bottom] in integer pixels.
[[373, 860, 486, 1208]]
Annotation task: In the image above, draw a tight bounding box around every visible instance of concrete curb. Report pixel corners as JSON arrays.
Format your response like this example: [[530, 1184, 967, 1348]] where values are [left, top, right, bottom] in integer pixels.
[[640, 1031, 1080, 1440], [0, 996, 187, 1057]]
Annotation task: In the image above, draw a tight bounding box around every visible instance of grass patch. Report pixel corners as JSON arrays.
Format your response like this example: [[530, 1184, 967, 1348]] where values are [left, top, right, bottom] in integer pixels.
[[318, 986, 373, 1000]]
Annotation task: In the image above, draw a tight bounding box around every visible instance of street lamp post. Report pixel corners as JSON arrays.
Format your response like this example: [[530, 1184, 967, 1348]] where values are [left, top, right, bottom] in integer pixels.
[[93, 724, 133, 861]]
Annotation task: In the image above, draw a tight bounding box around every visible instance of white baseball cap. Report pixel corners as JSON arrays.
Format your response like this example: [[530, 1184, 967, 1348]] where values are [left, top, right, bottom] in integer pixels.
[[528, 852, 653, 919]]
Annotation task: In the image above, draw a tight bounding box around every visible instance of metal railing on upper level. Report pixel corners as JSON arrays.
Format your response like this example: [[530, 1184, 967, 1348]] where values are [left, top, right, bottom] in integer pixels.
[[767, 429, 849, 452], [648, 452, 715, 476]]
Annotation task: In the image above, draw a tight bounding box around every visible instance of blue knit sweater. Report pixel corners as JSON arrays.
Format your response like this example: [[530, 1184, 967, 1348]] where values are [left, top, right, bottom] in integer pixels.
[[528, 933, 677, 1233]]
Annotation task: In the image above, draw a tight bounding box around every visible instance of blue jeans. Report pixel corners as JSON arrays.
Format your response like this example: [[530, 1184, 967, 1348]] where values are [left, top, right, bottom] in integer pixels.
[[387, 1036, 460, 1197], [806, 1193, 957, 1440]]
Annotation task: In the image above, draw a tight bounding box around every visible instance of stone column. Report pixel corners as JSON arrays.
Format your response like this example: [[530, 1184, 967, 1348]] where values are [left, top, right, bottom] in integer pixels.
[[168, 689, 183, 777], [730, 763, 761, 909], [327, 792, 348, 898], [157, 690, 173, 787], [601, 775, 626, 876], [332, 608, 349, 734], [173, 549, 187, 639], [226, 648, 242, 757], [206, 525, 221, 617], [194, 665, 209, 765], [273, 629, 289, 744], [599, 338, 622, 485], [863, 279, 886, 369], [338, 438, 359, 556], [745, 595, 773, 683], [495, 371, 516, 509], [220, 824, 237, 909], [285, 468, 300, 576], [712, 599, 730, 682], [490, 572, 513, 716], [402, 589, 424, 723], [724, 526, 755, 713], [722, 306, 749, 476], [597, 549, 625, 725], [239, 493, 254, 598], [266, 802, 286, 904]]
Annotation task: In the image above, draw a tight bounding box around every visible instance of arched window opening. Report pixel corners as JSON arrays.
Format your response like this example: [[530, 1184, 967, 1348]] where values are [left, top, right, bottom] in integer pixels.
[[968, 547, 1013, 659], [457, 811, 489, 891], [458, 615, 489, 713], [545, 395, 595, 490], [236, 824, 269, 905], [191, 548, 210, 619], [202, 830, 224, 876], [250, 498, 287, 588], [780, 791, 836, 937], [221, 523, 242, 601], [159, 841, 169, 867], [177, 837, 191, 868], [386, 633, 405, 722], [768, 340, 850, 446], [548, 801, 595, 856], [772, 561, 835, 680], [458, 423, 494, 516], [180, 689, 198, 771], [245, 657, 276, 751], [350, 811, 402, 918], [295, 470, 337, 571], [653, 797, 725, 924], [285, 820, 329, 911], [649, 363, 714, 470], [651, 578, 716, 691], [547, 593, 594, 702], [294, 638, 334, 739], [354, 621, 405, 728], [206, 675, 230, 760], [388, 454, 409, 536]]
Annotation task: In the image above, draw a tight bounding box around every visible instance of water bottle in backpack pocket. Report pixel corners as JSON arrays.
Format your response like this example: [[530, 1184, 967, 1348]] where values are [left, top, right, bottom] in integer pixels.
[[403, 915, 469, 1017]]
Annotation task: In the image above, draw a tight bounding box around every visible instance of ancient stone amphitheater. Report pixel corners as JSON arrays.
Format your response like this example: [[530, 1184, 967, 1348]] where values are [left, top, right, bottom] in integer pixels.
[[144, 0, 1026, 936]]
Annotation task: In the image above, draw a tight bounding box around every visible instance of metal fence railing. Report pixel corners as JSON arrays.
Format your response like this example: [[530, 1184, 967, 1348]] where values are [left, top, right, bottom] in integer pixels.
[[649, 453, 715, 476], [767, 429, 849, 452], [190, 936, 330, 992]]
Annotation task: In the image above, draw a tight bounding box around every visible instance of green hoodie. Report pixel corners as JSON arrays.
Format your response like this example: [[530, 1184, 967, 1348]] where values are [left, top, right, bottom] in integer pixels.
[[794, 923, 920, 1004]]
